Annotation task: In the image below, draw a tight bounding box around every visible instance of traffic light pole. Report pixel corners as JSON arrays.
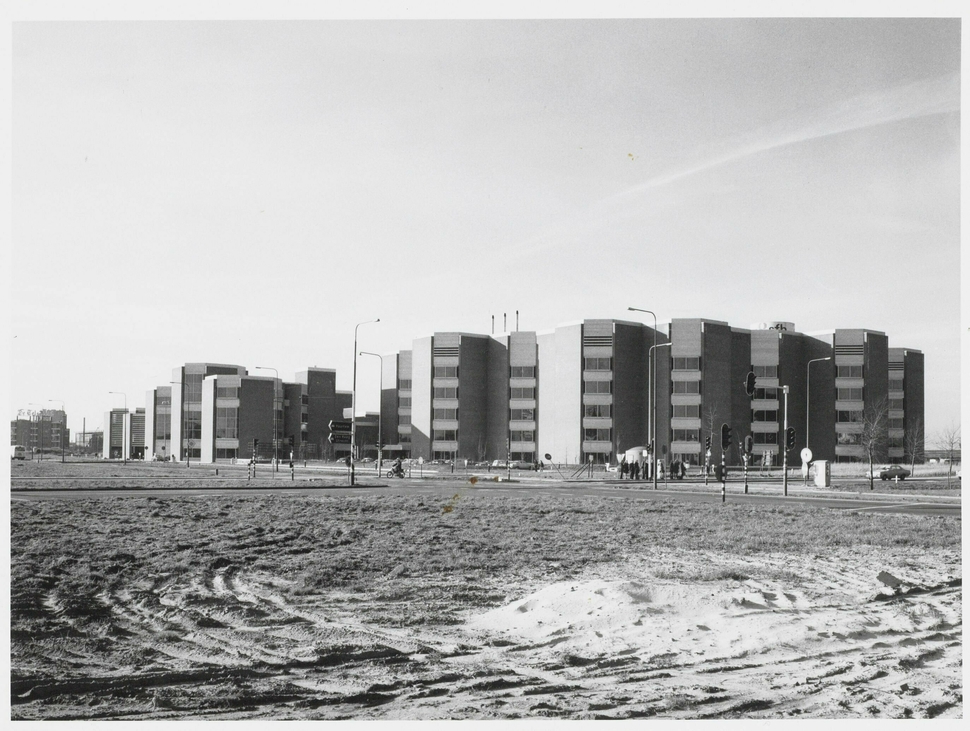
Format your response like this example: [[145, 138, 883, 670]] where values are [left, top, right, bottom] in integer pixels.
[[782, 385, 789, 497]]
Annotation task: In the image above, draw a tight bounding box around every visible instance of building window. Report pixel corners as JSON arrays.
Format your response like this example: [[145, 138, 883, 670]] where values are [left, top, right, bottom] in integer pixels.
[[889, 398, 904, 410], [752, 410, 778, 422], [672, 357, 700, 371], [582, 381, 611, 395], [584, 357, 612, 371], [837, 432, 862, 445], [511, 386, 536, 399], [889, 436, 904, 448], [399, 432, 411, 443], [584, 404, 611, 418], [433, 430, 457, 442], [433, 408, 458, 420], [837, 388, 864, 401], [154, 414, 171, 440], [511, 408, 535, 420], [398, 379, 411, 390], [215, 448, 238, 460], [399, 397, 412, 407], [215, 407, 238, 439], [889, 377, 904, 390], [837, 365, 864, 378], [753, 365, 778, 378], [511, 366, 535, 378], [157, 396, 171, 406], [754, 387, 778, 400], [889, 418, 904, 430], [216, 386, 238, 398], [584, 428, 611, 441], [837, 410, 863, 423], [301, 394, 308, 405], [672, 429, 700, 442], [300, 413, 308, 424], [754, 432, 778, 444], [672, 380, 700, 394], [433, 387, 458, 399], [510, 430, 534, 442], [672, 404, 700, 418], [434, 366, 458, 378]]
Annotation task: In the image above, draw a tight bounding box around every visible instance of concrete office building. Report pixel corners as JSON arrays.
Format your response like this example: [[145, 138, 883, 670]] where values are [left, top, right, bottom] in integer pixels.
[[102, 408, 144, 460], [888, 348, 925, 464], [171, 363, 247, 461], [199, 373, 277, 463], [384, 351, 413, 457], [144, 386, 172, 460], [10, 409, 70, 456], [281, 368, 352, 461]]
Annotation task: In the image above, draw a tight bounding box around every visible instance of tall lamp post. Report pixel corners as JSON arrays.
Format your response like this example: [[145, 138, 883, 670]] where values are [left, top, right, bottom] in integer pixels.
[[806, 357, 832, 454], [255, 367, 280, 472], [108, 391, 127, 465], [48, 399, 65, 463], [359, 351, 384, 472], [351, 318, 380, 486], [628, 308, 665, 485]]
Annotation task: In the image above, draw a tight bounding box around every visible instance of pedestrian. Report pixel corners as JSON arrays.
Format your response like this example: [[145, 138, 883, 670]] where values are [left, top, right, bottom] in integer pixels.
[[620, 455, 628, 479], [630, 459, 640, 480]]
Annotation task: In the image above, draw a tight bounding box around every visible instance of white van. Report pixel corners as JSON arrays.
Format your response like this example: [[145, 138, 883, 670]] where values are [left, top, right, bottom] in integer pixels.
[[11, 445, 26, 460]]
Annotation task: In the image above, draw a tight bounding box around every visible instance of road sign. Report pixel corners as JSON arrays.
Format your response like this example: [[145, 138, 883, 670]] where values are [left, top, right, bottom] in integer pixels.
[[329, 420, 352, 433], [328, 433, 352, 444], [800, 447, 813, 463]]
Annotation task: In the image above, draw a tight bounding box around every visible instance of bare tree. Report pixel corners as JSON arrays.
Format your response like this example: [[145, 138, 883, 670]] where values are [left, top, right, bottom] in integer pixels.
[[904, 417, 924, 474], [858, 396, 889, 490], [934, 423, 961, 488]]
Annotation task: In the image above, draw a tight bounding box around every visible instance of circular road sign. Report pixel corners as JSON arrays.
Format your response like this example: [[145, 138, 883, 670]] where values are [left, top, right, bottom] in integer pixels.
[[800, 447, 813, 463]]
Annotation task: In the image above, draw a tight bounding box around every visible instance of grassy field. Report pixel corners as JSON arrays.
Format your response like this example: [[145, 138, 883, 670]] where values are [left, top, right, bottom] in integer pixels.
[[10, 481, 962, 719]]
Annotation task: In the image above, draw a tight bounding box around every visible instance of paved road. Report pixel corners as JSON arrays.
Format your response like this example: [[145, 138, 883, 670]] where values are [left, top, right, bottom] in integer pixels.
[[10, 477, 960, 517]]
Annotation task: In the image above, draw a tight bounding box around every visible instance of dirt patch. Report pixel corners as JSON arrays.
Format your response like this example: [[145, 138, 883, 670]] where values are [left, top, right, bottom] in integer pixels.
[[9, 490, 961, 719]]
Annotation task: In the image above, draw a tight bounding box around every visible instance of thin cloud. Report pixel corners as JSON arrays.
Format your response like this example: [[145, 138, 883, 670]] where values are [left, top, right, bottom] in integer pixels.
[[509, 71, 960, 259]]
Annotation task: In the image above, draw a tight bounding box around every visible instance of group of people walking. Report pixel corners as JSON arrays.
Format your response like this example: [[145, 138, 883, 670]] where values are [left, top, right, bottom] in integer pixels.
[[616, 454, 688, 480]]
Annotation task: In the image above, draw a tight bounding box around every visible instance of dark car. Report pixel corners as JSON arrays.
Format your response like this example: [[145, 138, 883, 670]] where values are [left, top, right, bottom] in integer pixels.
[[880, 465, 911, 481]]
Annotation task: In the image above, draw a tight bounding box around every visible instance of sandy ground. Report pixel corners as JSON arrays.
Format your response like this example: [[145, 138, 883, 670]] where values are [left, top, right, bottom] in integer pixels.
[[11, 542, 960, 720]]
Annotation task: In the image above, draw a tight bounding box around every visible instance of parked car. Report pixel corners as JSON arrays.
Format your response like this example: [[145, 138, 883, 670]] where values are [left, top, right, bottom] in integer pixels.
[[880, 465, 911, 481], [491, 460, 507, 468]]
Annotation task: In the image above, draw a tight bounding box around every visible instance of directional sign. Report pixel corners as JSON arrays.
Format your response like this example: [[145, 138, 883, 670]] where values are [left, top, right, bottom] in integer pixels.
[[329, 420, 352, 433], [328, 432, 352, 444]]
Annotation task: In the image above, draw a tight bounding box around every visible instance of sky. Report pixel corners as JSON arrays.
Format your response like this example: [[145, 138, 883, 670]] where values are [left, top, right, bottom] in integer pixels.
[[7, 6, 964, 441]]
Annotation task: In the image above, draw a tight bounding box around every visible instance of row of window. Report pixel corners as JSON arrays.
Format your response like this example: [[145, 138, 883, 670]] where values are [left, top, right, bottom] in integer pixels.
[[673, 357, 700, 371], [215, 407, 238, 439], [584, 428, 611, 441], [584, 404, 611, 418], [511, 366, 535, 378], [433, 429, 457, 442], [216, 386, 238, 398], [434, 408, 458, 420], [434, 366, 458, 378], [510, 430, 534, 442], [511, 408, 535, 420], [434, 387, 458, 399], [752, 365, 778, 378], [511, 387, 536, 399], [584, 357, 612, 371], [837, 388, 864, 401], [837, 365, 864, 378]]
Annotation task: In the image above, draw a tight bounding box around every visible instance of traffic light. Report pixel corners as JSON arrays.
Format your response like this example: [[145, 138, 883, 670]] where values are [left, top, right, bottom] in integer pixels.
[[744, 435, 754, 455], [288, 435, 295, 448], [721, 423, 732, 450], [253, 438, 259, 452], [745, 371, 757, 397], [786, 427, 796, 451]]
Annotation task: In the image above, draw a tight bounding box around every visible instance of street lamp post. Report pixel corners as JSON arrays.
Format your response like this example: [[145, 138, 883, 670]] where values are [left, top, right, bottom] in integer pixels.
[[108, 391, 127, 465], [48, 399, 65, 462], [255, 367, 280, 473], [648, 343, 672, 490], [359, 351, 384, 473], [806, 357, 832, 454], [352, 319, 380, 486]]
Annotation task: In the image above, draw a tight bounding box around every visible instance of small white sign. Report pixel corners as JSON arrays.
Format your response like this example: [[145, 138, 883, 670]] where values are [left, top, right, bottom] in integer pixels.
[[800, 447, 813, 463]]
